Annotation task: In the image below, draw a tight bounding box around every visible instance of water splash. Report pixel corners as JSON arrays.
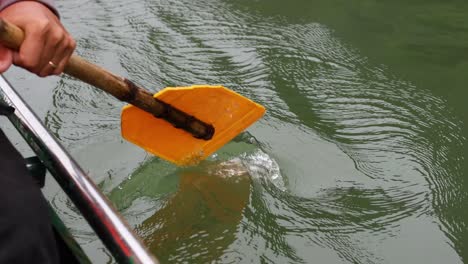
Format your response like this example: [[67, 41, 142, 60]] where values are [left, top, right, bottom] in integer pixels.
[[240, 150, 286, 191]]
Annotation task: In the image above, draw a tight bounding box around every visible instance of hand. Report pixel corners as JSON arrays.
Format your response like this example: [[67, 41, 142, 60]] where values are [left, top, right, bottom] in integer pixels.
[[0, 1, 76, 76]]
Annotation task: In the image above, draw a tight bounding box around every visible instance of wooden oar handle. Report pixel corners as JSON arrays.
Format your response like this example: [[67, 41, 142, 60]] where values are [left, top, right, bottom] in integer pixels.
[[0, 19, 214, 140]]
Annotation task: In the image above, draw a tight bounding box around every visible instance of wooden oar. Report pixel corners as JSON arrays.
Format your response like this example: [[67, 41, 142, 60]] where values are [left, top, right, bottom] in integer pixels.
[[0, 19, 265, 166]]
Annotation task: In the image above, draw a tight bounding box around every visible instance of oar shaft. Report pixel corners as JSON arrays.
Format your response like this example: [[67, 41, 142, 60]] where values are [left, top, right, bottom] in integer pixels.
[[0, 19, 214, 140]]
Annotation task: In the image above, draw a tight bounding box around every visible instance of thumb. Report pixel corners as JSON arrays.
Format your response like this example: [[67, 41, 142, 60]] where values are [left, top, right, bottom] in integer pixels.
[[0, 45, 13, 73]]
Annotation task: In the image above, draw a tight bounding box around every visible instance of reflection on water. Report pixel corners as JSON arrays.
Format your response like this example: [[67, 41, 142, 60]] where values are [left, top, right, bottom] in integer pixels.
[[34, 0, 468, 263], [136, 165, 250, 263], [107, 135, 274, 263]]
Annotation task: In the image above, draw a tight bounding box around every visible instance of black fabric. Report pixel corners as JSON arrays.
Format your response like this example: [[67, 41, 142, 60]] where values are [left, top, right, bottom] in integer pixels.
[[0, 129, 59, 264], [0, 102, 14, 116]]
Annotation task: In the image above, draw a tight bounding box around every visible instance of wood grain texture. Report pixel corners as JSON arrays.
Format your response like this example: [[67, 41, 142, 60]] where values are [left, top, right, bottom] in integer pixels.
[[0, 19, 214, 140]]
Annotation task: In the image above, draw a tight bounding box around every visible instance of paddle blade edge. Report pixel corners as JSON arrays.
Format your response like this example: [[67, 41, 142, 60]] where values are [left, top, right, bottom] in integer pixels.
[[121, 85, 265, 166]]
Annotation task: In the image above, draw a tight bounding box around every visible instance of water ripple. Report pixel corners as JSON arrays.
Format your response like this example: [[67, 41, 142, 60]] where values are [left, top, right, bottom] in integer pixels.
[[43, 0, 467, 263]]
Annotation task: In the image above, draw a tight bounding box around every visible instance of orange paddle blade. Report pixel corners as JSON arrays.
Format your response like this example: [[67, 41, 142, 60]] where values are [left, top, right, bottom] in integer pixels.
[[121, 85, 265, 166]]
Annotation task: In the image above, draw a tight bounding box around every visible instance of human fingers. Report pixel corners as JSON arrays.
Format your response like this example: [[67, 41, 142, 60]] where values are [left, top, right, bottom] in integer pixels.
[[0, 45, 13, 73], [49, 33, 76, 76], [12, 19, 48, 75], [37, 26, 75, 76]]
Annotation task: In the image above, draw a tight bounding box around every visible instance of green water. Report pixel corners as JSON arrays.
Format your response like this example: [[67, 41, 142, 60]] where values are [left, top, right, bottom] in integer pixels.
[[2, 0, 468, 263]]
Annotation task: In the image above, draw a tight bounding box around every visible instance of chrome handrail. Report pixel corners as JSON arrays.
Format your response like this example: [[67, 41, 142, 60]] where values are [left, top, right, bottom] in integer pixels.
[[0, 75, 158, 264]]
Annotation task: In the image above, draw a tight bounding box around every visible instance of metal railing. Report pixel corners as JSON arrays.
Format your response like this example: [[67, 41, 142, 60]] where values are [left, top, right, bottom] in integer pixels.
[[0, 75, 158, 264]]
